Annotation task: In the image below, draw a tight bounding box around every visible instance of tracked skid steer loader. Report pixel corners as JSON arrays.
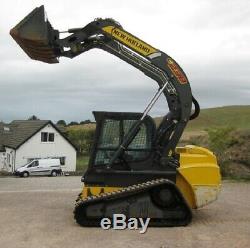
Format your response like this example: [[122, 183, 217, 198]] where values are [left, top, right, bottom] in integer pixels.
[[10, 6, 221, 227]]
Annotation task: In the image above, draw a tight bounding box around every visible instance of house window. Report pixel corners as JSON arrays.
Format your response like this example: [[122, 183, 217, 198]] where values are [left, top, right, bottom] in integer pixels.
[[41, 132, 48, 142], [59, 157, 66, 165], [49, 133, 55, 142], [41, 132, 55, 142]]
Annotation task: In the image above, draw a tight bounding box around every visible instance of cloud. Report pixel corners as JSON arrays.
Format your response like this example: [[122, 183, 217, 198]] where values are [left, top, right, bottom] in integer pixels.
[[0, 0, 249, 123]]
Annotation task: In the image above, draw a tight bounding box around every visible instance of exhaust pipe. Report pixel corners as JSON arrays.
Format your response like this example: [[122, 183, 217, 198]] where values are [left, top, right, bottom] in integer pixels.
[[10, 5, 60, 63]]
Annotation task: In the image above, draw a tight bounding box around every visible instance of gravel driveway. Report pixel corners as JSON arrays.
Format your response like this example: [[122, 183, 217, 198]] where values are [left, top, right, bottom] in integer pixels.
[[0, 177, 249, 248]]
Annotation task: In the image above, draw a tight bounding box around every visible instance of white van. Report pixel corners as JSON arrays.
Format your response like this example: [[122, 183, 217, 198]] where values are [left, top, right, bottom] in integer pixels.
[[14, 158, 62, 177]]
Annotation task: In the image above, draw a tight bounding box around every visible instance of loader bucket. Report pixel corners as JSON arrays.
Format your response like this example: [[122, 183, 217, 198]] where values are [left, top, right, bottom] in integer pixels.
[[10, 5, 60, 63]]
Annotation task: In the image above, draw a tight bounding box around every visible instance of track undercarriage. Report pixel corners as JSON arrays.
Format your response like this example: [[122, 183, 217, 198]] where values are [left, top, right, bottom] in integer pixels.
[[74, 178, 192, 227]]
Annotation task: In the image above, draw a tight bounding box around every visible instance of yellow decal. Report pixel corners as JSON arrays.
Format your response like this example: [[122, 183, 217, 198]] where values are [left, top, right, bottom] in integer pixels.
[[82, 186, 122, 199], [102, 26, 157, 56], [167, 58, 188, 84]]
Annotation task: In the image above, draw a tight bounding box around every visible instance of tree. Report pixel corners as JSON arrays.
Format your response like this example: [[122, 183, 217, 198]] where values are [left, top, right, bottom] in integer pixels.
[[28, 115, 39, 120], [67, 128, 95, 155], [80, 120, 91, 125], [57, 120, 67, 126], [68, 121, 79, 126]]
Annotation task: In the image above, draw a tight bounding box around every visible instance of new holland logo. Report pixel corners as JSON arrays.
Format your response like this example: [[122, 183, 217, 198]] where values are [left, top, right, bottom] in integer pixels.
[[167, 58, 188, 84], [102, 26, 157, 57]]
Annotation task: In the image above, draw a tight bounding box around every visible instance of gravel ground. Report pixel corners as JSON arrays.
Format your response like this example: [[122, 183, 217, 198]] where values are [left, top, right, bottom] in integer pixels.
[[0, 177, 249, 248]]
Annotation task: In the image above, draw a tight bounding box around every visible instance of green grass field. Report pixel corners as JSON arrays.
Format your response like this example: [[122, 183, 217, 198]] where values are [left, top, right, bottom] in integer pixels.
[[76, 156, 89, 172], [155, 105, 250, 131]]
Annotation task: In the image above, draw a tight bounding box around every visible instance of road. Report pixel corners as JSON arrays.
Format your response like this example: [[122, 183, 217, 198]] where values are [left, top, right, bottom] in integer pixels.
[[0, 177, 249, 248]]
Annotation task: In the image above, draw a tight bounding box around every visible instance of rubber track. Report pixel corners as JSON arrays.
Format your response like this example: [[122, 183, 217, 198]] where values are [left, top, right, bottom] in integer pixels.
[[74, 178, 192, 227]]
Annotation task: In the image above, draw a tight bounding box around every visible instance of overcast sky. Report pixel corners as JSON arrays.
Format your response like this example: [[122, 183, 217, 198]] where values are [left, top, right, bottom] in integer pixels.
[[1, 0, 250, 123]]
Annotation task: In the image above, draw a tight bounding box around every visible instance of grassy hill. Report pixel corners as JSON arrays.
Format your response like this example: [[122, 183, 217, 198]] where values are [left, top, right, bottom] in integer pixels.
[[66, 105, 250, 178], [155, 105, 250, 131], [66, 105, 250, 132]]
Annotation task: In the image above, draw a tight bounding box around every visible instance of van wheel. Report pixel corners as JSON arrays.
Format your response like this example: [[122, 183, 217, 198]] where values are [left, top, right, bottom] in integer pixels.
[[22, 171, 29, 178], [51, 170, 57, 177]]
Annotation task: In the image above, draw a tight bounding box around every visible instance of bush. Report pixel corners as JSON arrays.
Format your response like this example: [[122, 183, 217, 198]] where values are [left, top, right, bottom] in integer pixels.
[[207, 127, 236, 176], [207, 127, 235, 155], [188, 135, 209, 147], [76, 156, 89, 172], [0, 170, 13, 177]]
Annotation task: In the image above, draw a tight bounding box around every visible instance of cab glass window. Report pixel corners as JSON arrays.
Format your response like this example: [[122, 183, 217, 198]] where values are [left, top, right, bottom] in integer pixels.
[[94, 119, 153, 166]]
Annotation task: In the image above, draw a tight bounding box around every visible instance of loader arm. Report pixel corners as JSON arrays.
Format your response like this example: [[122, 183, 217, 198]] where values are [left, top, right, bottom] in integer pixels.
[[10, 6, 199, 162]]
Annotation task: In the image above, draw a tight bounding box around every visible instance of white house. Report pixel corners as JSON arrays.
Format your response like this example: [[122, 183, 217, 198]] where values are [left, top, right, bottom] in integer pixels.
[[0, 120, 77, 172]]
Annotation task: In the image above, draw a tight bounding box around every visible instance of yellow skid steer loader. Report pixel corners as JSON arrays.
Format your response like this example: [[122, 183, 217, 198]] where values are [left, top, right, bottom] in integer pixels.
[[10, 6, 221, 227]]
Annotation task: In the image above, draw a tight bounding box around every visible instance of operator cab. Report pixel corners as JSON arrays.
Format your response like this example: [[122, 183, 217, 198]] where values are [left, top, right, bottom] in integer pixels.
[[83, 111, 176, 186], [91, 111, 155, 168]]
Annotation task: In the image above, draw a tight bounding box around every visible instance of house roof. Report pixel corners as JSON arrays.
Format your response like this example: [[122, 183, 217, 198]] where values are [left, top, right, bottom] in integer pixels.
[[0, 120, 77, 151]]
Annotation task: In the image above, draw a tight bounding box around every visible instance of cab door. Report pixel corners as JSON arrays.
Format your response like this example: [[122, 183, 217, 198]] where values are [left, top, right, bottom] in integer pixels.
[[27, 160, 39, 175]]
